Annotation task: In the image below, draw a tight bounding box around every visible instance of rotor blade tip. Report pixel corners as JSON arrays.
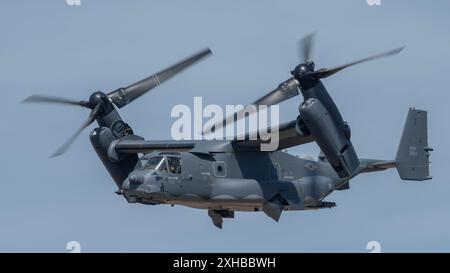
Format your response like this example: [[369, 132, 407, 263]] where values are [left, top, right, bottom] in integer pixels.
[[21, 96, 33, 103], [391, 46, 406, 56], [302, 31, 317, 39], [202, 47, 213, 57], [50, 151, 63, 158], [309, 30, 318, 36]]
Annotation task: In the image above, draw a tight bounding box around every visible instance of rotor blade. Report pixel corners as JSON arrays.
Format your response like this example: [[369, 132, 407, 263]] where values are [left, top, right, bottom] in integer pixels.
[[22, 95, 89, 108], [202, 77, 299, 135], [252, 77, 300, 106], [309, 46, 405, 79], [299, 32, 316, 63], [108, 48, 212, 108], [51, 103, 101, 157]]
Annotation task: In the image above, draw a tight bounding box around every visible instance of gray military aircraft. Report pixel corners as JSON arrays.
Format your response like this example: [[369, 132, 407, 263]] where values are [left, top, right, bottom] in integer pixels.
[[24, 34, 432, 228]]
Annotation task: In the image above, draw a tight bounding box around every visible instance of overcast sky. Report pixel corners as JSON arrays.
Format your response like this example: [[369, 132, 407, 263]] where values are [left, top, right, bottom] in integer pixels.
[[1, 0, 449, 252]]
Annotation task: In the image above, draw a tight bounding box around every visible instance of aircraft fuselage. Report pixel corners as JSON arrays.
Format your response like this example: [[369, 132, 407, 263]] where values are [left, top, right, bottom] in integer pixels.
[[121, 148, 348, 212]]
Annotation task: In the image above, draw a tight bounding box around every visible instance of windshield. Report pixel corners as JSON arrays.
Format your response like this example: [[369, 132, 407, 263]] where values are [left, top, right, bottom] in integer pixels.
[[144, 156, 163, 170], [136, 155, 181, 174], [136, 156, 166, 171]]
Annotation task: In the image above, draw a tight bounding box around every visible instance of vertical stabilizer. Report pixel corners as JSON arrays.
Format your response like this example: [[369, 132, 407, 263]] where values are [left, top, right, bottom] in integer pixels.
[[395, 108, 432, 181]]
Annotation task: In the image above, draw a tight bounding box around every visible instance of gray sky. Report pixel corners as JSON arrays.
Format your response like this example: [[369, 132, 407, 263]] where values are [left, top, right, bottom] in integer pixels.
[[1, 0, 449, 252]]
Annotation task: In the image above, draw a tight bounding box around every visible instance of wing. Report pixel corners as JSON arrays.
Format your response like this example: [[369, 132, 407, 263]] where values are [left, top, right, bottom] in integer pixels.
[[109, 119, 313, 159], [232, 119, 314, 151], [108, 139, 195, 161], [113, 140, 195, 154]]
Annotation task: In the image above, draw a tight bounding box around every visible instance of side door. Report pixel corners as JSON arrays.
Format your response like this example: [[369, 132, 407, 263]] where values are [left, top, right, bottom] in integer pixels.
[[159, 155, 181, 195]]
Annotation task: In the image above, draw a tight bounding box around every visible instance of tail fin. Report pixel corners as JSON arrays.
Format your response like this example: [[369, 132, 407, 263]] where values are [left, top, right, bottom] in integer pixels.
[[395, 108, 432, 181]]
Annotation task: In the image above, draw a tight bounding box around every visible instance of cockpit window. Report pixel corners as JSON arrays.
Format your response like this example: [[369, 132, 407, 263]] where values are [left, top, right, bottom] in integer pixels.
[[140, 156, 167, 172], [158, 158, 168, 173], [136, 155, 179, 173], [167, 156, 182, 174]]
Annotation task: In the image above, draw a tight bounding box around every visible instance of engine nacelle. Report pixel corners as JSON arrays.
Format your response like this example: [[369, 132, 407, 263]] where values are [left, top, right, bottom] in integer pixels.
[[90, 127, 140, 189], [299, 98, 360, 178], [89, 107, 141, 189]]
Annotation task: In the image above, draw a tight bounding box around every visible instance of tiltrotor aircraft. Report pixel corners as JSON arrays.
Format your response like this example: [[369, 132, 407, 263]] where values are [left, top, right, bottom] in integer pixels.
[[24, 34, 432, 228]]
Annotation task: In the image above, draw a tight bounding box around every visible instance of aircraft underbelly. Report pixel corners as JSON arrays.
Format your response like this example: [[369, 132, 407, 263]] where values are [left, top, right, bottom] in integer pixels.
[[170, 200, 306, 212], [173, 200, 264, 212], [164, 177, 306, 212]]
